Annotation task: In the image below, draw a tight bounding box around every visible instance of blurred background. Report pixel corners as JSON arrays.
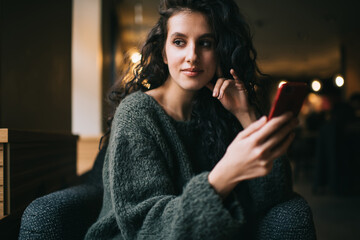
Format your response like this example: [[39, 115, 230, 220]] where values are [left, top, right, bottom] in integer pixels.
[[1, 0, 359, 239]]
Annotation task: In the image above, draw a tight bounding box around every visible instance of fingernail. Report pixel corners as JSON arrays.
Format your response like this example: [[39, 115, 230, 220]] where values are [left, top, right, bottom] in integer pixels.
[[259, 116, 267, 122], [213, 91, 217, 97]]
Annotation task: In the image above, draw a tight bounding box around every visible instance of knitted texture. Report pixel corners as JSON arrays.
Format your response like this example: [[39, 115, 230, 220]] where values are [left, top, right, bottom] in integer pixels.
[[18, 147, 106, 240], [18, 184, 103, 240], [85, 91, 316, 239], [255, 194, 317, 240]]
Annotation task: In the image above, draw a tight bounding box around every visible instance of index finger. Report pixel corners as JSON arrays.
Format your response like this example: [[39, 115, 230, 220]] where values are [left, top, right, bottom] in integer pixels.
[[253, 112, 294, 143]]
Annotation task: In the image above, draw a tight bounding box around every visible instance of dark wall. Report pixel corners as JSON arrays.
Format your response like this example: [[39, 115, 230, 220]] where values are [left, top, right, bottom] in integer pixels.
[[0, 0, 72, 133], [101, 0, 123, 133]]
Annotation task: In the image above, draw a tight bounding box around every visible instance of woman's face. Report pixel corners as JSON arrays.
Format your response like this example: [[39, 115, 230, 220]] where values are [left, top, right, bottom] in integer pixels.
[[163, 11, 217, 92]]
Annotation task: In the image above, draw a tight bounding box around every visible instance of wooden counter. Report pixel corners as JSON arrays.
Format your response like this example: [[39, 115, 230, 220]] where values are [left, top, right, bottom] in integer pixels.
[[0, 129, 78, 239]]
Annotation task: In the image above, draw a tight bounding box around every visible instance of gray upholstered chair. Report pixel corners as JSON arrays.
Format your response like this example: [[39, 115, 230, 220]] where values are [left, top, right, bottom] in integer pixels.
[[18, 147, 106, 240], [255, 193, 316, 239], [18, 147, 316, 239]]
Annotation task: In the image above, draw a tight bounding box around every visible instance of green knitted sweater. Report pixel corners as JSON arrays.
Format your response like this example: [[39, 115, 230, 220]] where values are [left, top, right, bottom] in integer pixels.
[[85, 91, 293, 239]]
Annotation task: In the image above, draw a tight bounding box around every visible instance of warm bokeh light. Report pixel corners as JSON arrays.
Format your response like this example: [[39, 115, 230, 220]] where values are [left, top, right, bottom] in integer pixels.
[[311, 79, 322, 92], [308, 92, 320, 105], [278, 80, 287, 88], [131, 52, 142, 63], [335, 75, 344, 87], [134, 3, 143, 24], [306, 93, 325, 112]]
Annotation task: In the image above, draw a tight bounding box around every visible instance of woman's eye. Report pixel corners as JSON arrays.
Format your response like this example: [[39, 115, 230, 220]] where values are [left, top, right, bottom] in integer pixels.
[[199, 40, 213, 48], [173, 39, 185, 46]]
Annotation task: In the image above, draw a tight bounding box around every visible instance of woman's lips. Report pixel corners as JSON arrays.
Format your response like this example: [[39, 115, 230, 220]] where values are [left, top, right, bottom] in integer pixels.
[[181, 68, 203, 77]]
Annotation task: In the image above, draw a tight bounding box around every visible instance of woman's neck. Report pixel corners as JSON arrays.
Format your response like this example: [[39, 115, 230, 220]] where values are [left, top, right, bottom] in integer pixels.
[[146, 80, 195, 121]]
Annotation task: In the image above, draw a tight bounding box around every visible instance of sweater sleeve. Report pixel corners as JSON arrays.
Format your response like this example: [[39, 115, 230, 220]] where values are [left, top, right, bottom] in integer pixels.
[[107, 119, 245, 240], [246, 155, 294, 215]]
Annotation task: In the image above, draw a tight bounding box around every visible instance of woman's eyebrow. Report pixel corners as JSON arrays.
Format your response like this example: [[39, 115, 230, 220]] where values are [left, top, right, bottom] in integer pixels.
[[170, 32, 215, 39], [199, 33, 215, 39], [170, 32, 187, 38]]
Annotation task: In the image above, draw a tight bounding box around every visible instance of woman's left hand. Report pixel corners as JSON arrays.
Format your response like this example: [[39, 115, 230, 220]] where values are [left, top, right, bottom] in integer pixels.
[[206, 68, 256, 127]]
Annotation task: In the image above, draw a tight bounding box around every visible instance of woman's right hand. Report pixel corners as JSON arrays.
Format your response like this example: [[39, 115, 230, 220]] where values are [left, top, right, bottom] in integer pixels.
[[208, 112, 298, 199]]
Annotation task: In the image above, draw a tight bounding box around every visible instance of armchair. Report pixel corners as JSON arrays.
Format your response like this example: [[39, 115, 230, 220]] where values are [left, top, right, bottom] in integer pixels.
[[18, 147, 316, 239], [18, 147, 106, 240], [256, 193, 316, 239]]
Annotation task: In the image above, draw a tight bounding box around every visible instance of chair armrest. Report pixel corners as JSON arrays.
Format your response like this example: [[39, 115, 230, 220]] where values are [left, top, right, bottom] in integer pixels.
[[255, 193, 317, 240], [19, 184, 102, 240]]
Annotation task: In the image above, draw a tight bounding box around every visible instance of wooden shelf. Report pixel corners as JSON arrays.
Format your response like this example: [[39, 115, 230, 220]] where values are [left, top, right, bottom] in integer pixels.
[[0, 143, 4, 218]]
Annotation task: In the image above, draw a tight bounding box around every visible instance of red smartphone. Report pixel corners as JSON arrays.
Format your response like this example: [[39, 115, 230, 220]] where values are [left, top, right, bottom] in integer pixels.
[[268, 82, 309, 120]]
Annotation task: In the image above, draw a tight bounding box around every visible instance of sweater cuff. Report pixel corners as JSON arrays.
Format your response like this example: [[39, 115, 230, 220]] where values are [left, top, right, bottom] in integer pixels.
[[184, 172, 245, 225], [223, 191, 245, 223]]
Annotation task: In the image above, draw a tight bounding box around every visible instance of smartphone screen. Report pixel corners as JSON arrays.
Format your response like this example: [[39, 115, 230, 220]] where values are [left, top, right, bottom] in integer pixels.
[[268, 82, 309, 120]]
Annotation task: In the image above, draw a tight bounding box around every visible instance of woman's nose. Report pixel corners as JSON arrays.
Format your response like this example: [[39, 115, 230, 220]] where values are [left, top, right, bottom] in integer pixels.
[[185, 43, 199, 64]]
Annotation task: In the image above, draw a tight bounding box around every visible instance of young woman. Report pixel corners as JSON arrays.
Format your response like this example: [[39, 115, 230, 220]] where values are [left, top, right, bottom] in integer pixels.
[[85, 0, 306, 239]]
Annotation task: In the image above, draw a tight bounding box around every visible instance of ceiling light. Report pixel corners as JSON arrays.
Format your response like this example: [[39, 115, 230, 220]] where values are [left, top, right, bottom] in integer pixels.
[[334, 75, 344, 87], [311, 79, 321, 92]]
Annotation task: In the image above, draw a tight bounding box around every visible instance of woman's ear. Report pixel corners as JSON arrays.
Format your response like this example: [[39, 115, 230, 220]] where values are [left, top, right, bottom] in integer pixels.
[[162, 49, 168, 64]]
